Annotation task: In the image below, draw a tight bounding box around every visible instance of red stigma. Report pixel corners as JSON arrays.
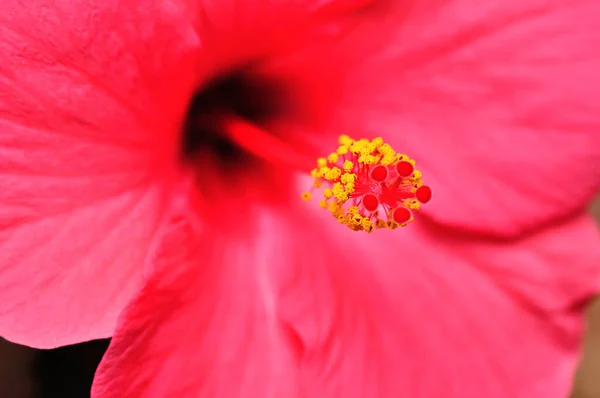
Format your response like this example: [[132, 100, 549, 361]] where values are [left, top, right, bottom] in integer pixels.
[[370, 165, 388, 182], [415, 185, 432, 203], [362, 194, 379, 212], [393, 207, 412, 224], [396, 161, 414, 178]]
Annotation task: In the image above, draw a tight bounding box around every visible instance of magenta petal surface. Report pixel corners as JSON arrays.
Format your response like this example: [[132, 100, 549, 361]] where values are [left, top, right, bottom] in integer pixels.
[[277, 210, 600, 398], [0, 0, 199, 347], [92, 208, 301, 398], [92, 199, 600, 398]]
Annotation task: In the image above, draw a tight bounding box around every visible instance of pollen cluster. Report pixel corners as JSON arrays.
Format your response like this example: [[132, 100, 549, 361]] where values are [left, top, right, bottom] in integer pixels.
[[302, 135, 432, 233]]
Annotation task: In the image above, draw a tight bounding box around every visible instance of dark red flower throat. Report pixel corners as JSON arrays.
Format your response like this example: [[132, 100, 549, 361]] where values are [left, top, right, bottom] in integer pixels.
[[182, 68, 278, 166]]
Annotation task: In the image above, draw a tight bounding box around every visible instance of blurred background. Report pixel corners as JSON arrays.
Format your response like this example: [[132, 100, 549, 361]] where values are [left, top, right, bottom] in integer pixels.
[[1, 199, 599, 398]]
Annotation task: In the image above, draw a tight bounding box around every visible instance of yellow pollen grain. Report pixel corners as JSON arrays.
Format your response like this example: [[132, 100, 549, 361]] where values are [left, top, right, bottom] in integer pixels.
[[342, 160, 354, 172], [381, 154, 396, 166], [332, 182, 348, 202], [358, 154, 377, 164], [351, 214, 363, 225], [376, 219, 387, 229], [371, 137, 384, 146], [324, 167, 342, 181], [405, 199, 420, 210], [313, 179, 323, 188], [328, 201, 339, 214], [332, 193, 348, 204], [317, 158, 327, 168], [378, 144, 393, 154], [339, 135, 353, 146], [323, 188, 333, 199], [340, 173, 356, 184], [327, 153, 339, 163], [301, 192, 311, 201], [318, 167, 330, 178], [336, 145, 349, 155], [319, 199, 328, 208]]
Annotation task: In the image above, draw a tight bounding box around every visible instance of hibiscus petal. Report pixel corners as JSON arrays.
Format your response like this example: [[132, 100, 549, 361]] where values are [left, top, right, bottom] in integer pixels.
[[277, 207, 600, 398], [91, 207, 301, 398], [0, 0, 199, 347], [330, 0, 600, 236]]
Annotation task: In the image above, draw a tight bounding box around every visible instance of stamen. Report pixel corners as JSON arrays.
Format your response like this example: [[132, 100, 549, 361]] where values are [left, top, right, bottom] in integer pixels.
[[304, 135, 432, 233]]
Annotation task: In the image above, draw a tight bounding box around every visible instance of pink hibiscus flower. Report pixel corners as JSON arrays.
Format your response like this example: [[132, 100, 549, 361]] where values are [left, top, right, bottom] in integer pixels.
[[2, 0, 600, 397]]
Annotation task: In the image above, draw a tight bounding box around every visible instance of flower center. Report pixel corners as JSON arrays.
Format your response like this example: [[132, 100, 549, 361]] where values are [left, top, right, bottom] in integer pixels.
[[303, 136, 432, 232], [181, 68, 285, 167], [181, 67, 315, 175]]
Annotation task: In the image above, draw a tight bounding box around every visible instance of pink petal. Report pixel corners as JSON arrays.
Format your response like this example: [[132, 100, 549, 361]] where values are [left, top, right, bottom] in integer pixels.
[[277, 208, 600, 398], [91, 179, 600, 398], [0, 0, 199, 347], [92, 205, 301, 398], [330, 0, 600, 236]]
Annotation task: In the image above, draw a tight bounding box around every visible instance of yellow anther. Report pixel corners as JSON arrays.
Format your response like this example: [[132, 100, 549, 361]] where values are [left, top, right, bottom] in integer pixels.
[[358, 154, 377, 164], [378, 144, 393, 155], [336, 145, 349, 155], [350, 140, 367, 155], [405, 199, 421, 210], [318, 167, 330, 178], [310, 168, 320, 178], [348, 206, 359, 214], [380, 154, 396, 166], [301, 192, 311, 201], [361, 218, 373, 229], [324, 167, 342, 181], [371, 137, 384, 147], [340, 173, 356, 184], [313, 179, 323, 188], [412, 180, 424, 189], [327, 153, 339, 163], [323, 188, 333, 199], [319, 199, 328, 209], [412, 170, 422, 180], [365, 142, 378, 153], [344, 182, 355, 193], [329, 201, 340, 215], [342, 160, 354, 172], [339, 135, 353, 146], [337, 215, 348, 224], [332, 182, 349, 202], [317, 158, 328, 168]]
